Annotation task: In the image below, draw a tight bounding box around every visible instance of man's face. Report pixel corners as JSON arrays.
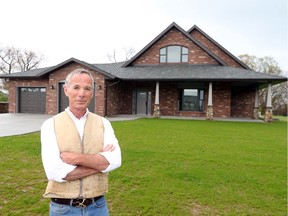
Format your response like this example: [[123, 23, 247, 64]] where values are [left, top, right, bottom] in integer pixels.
[[64, 73, 93, 112]]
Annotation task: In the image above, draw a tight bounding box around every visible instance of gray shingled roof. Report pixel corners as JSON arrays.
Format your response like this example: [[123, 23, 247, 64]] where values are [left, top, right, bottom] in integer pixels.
[[94, 62, 286, 82], [0, 60, 286, 85], [0, 67, 52, 78]]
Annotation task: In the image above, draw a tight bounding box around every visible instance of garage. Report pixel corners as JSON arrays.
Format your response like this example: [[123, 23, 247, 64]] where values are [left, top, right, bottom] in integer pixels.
[[18, 87, 46, 113]]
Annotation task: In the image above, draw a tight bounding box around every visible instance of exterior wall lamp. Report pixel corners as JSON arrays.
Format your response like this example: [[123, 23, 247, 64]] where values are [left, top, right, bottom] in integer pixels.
[[50, 85, 54, 90], [97, 86, 101, 90]]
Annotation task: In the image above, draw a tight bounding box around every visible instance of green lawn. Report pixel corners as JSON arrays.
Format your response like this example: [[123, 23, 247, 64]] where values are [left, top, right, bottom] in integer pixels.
[[0, 118, 287, 215]]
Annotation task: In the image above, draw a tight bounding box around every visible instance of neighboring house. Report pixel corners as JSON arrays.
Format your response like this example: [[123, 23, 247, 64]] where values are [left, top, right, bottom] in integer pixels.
[[0, 22, 286, 121]]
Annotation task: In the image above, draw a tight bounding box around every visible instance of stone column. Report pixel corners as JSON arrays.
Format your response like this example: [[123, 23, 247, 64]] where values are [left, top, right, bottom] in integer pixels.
[[253, 87, 259, 119], [153, 81, 160, 118], [264, 83, 273, 122], [206, 82, 213, 120]]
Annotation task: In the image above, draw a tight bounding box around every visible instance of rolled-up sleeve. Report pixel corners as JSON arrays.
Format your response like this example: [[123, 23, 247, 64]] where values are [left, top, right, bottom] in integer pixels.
[[99, 118, 122, 173], [41, 118, 76, 182]]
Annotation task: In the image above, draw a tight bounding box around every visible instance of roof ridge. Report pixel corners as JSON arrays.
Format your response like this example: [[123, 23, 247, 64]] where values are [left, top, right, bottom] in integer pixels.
[[123, 22, 227, 67]]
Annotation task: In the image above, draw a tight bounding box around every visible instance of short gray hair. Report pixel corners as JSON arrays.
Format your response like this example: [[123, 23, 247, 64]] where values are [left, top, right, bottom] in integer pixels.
[[65, 68, 94, 89]]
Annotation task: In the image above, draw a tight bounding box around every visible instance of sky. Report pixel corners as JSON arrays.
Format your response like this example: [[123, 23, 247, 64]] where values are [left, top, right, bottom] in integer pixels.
[[1, 0, 287, 73]]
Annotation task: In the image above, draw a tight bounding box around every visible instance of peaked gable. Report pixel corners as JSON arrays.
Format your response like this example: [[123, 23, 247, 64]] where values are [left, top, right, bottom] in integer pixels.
[[123, 22, 226, 67], [188, 25, 250, 69], [37, 57, 115, 78], [0, 57, 116, 79]]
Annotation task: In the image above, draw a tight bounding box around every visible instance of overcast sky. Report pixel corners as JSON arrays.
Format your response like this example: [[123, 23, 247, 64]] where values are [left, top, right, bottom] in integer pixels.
[[1, 0, 287, 72]]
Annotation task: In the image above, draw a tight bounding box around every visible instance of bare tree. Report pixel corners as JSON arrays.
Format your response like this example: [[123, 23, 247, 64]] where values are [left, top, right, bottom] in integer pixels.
[[239, 54, 287, 115], [107, 47, 136, 63], [0, 46, 44, 74], [123, 47, 136, 61], [107, 49, 117, 63]]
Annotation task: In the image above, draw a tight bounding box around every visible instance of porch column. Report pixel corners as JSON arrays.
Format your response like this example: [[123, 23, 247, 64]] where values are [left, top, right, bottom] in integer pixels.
[[153, 81, 160, 118], [206, 82, 213, 120], [253, 87, 260, 119], [264, 83, 273, 122]]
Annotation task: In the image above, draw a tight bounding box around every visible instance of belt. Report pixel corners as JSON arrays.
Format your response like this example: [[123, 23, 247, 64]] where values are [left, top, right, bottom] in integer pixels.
[[51, 196, 102, 208]]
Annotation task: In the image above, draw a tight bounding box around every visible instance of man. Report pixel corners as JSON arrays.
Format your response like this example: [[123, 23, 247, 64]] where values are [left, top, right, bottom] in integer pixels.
[[41, 68, 121, 215]]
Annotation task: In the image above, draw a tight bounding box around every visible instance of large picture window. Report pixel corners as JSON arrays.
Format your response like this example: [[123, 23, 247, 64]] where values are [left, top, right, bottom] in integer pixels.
[[179, 89, 204, 111], [160, 46, 188, 63]]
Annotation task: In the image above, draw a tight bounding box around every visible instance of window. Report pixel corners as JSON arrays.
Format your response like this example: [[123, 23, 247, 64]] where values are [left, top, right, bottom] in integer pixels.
[[160, 46, 188, 63], [179, 89, 204, 111]]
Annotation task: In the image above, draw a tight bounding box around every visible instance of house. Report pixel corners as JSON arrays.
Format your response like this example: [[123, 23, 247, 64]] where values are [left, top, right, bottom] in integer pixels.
[[0, 22, 286, 121]]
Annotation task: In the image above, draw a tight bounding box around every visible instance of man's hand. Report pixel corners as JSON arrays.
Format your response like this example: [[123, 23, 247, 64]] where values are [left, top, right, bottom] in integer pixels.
[[61, 144, 115, 165]]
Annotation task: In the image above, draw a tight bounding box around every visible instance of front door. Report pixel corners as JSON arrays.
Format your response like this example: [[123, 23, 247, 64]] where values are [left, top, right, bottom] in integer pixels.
[[136, 91, 148, 115]]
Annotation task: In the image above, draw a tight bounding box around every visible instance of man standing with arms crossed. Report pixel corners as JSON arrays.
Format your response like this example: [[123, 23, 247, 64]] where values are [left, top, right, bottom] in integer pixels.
[[41, 68, 121, 215]]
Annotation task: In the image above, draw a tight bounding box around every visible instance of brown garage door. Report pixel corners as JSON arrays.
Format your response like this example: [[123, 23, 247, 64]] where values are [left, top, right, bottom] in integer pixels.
[[18, 87, 46, 113]]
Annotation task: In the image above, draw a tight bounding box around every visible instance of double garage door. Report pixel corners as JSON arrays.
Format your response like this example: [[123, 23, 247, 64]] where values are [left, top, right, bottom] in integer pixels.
[[18, 87, 46, 113]]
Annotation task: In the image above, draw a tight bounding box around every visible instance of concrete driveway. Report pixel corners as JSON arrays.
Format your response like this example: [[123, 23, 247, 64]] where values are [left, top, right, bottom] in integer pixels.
[[0, 113, 142, 137], [0, 113, 52, 137]]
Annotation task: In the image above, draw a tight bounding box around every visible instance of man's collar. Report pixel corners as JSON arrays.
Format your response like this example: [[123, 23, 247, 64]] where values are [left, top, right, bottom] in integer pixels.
[[65, 107, 89, 120]]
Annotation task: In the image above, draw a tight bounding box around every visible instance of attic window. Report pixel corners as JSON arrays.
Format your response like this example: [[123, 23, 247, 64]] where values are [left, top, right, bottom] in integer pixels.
[[160, 46, 188, 63]]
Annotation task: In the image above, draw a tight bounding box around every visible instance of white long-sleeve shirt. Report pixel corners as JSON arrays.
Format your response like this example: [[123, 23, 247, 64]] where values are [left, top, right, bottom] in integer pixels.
[[41, 108, 121, 183]]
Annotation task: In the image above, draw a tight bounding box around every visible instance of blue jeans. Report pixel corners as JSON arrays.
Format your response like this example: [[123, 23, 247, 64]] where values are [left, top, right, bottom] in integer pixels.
[[49, 196, 109, 216]]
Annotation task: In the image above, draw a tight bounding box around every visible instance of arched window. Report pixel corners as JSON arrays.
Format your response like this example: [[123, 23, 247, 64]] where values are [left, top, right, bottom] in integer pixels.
[[160, 45, 188, 63]]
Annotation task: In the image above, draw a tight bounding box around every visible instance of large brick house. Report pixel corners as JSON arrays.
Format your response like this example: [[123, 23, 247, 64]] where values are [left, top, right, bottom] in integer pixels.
[[0, 22, 286, 120]]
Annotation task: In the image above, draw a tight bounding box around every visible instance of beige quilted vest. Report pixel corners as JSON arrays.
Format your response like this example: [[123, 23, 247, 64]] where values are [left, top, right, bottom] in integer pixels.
[[43, 111, 108, 198]]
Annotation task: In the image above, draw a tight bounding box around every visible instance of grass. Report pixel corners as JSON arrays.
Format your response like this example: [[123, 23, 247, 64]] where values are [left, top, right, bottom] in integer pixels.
[[0, 117, 287, 215]]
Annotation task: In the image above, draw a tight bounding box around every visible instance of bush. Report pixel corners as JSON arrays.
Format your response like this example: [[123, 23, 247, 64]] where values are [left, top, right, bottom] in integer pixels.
[[0, 91, 8, 102]]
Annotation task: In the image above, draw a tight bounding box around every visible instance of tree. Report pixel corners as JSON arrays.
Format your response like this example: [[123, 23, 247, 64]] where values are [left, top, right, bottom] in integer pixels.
[[107, 47, 136, 63], [239, 54, 287, 115], [0, 46, 44, 74]]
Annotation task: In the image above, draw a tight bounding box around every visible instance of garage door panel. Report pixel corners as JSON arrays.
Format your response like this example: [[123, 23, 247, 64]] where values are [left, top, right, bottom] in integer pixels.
[[19, 87, 46, 113]]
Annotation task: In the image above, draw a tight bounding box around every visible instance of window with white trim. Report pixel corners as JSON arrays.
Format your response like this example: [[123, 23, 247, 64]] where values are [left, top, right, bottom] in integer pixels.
[[160, 46, 188, 63]]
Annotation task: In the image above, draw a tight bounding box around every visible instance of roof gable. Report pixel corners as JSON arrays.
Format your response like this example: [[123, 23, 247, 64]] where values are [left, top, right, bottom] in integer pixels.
[[0, 57, 115, 79], [123, 22, 227, 67], [188, 25, 250, 69], [37, 57, 115, 78]]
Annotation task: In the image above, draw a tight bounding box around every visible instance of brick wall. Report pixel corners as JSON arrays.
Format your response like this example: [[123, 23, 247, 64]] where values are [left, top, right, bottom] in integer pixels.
[[213, 82, 231, 118], [110, 81, 253, 118], [231, 86, 255, 118], [0, 102, 8, 113], [133, 27, 219, 65], [7, 63, 107, 116], [47, 63, 106, 116], [8, 79, 48, 113], [190, 30, 244, 68]]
